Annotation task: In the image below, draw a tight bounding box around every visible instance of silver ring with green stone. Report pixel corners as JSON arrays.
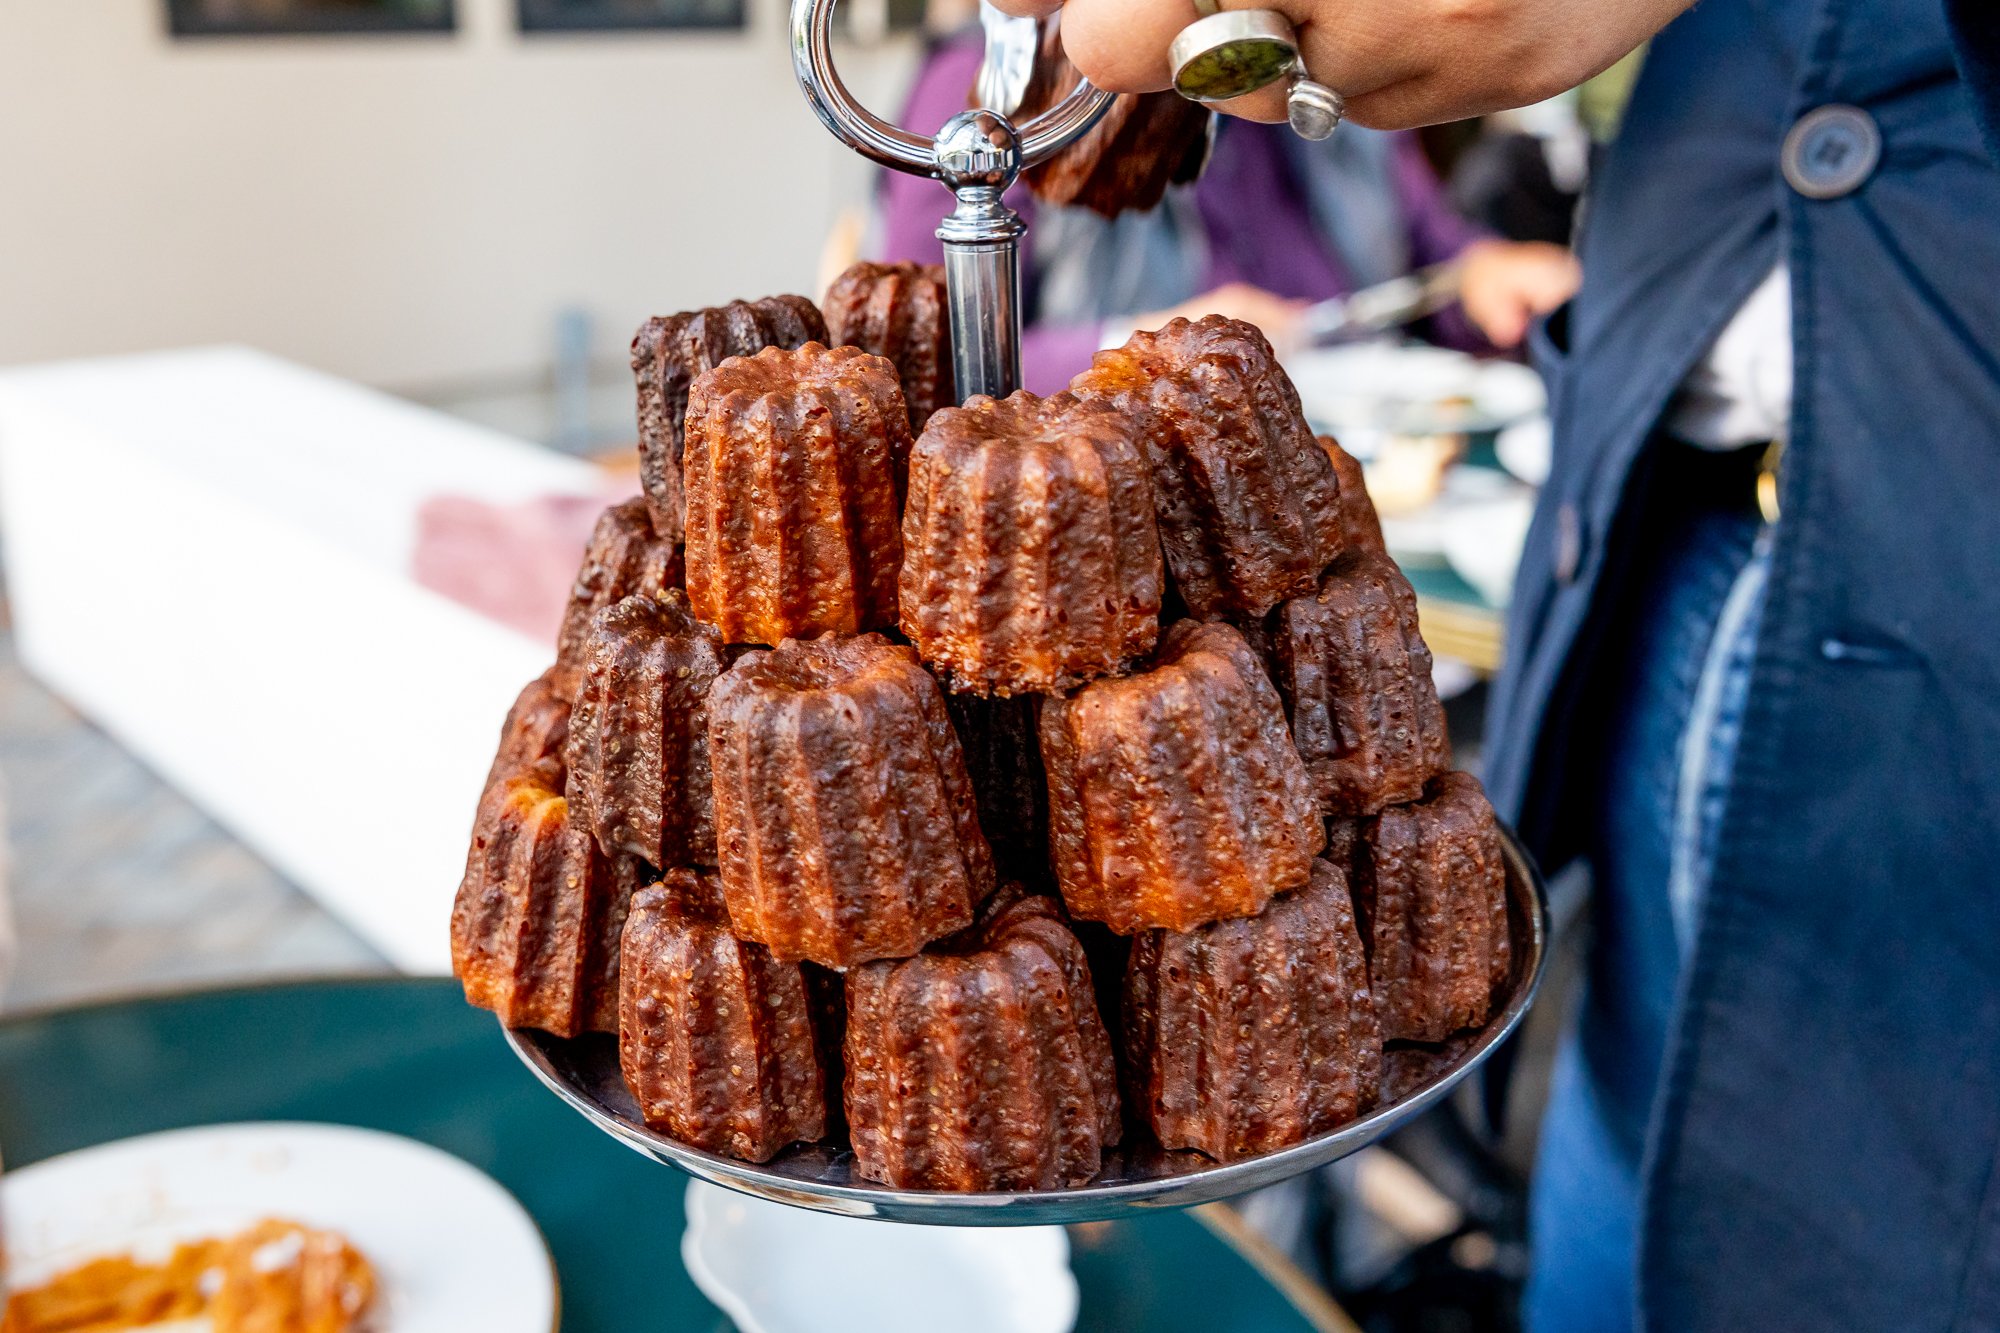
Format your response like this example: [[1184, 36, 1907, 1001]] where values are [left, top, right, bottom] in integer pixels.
[[1168, 7, 1344, 140]]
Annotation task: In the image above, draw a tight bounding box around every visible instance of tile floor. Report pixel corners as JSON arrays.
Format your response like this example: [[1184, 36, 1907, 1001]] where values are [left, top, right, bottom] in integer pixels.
[[0, 622, 387, 1014]]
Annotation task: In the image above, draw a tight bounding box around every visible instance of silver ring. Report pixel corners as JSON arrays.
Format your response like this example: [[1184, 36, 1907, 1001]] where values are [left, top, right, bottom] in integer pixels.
[[1287, 78, 1344, 140], [1169, 9, 1300, 104]]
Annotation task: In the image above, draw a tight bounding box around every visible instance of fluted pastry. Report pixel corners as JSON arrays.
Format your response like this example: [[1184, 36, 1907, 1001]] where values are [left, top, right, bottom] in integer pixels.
[[1357, 772, 1511, 1043], [1268, 551, 1449, 816], [1071, 316, 1343, 621], [683, 343, 911, 645], [632, 295, 827, 541], [1319, 435, 1387, 556], [617, 869, 830, 1162], [1125, 858, 1382, 1161], [553, 498, 683, 692], [483, 668, 572, 792], [823, 261, 953, 432], [1040, 620, 1324, 934], [1013, 25, 1213, 218], [901, 390, 1162, 695], [565, 592, 726, 867], [709, 633, 996, 968], [846, 887, 1120, 1190], [452, 768, 607, 1038]]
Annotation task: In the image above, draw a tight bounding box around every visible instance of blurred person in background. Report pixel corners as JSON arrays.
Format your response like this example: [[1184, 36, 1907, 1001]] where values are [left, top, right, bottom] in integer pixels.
[[871, 28, 1580, 392], [1014, 0, 2000, 1327]]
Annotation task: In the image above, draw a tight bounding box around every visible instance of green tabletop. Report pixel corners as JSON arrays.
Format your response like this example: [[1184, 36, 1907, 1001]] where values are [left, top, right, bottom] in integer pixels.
[[0, 977, 1351, 1333]]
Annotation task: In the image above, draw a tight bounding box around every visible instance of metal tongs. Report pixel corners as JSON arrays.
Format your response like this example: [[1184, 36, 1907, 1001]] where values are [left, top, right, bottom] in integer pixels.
[[1298, 263, 1466, 347]]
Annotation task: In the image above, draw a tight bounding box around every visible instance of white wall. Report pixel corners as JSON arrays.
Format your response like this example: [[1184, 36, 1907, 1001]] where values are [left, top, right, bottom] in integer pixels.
[[0, 0, 923, 391]]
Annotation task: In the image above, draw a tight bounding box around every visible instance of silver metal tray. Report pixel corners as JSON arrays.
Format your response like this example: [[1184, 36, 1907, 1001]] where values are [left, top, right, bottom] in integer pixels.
[[506, 830, 1549, 1225]]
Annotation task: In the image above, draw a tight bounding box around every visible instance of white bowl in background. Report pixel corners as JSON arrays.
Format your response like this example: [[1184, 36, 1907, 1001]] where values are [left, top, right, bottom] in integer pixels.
[[682, 1179, 1078, 1333]]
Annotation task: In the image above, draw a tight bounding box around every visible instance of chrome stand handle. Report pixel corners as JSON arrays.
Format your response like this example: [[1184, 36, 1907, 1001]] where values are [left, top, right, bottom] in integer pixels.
[[789, 0, 1114, 401]]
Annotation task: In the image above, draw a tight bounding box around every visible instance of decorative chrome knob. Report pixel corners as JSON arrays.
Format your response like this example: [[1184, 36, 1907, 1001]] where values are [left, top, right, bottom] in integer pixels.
[[933, 108, 1026, 195]]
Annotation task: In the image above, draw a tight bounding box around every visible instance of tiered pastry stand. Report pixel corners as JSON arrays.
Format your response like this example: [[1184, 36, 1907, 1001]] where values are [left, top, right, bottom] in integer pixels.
[[503, 0, 1553, 1225]]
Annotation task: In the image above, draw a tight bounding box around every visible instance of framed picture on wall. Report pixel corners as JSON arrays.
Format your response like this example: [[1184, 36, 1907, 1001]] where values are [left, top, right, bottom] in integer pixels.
[[516, 0, 745, 32], [166, 0, 455, 36]]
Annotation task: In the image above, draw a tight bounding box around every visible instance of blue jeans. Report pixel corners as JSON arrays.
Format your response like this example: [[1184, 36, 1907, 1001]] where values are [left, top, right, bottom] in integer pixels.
[[1523, 459, 1769, 1333]]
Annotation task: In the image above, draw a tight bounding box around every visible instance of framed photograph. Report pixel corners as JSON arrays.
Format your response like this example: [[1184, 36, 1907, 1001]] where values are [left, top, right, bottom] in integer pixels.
[[166, 0, 455, 36], [516, 0, 745, 32]]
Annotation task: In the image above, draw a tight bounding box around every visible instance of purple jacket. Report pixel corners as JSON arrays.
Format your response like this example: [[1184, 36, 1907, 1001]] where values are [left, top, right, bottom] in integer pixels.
[[878, 34, 1487, 392]]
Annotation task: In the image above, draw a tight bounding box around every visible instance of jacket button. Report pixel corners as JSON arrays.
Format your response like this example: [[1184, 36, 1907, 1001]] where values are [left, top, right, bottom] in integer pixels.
[[1554, 503, 1585, 585], [1782, 105, 1881, 200]]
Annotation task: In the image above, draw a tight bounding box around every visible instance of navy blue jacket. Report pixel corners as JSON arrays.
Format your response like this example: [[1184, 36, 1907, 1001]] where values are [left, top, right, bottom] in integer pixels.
[[1483, 0, 2000, 1327]]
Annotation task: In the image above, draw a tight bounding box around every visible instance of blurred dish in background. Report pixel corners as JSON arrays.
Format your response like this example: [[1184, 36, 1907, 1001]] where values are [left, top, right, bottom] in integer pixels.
[[1441, 489, 1538, 608], [1, 1123, 555, 1333], [682, 1179, 1079, 1333], [1285, 341, 1547, 448], [1496, 415, 1553, 487]]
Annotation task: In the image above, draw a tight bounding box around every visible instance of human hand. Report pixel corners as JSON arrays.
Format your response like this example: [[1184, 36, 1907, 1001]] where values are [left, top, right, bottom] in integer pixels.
[[1457, 239, 1580, 348], [1130, 282, 1308, 344], [993, 0, 1694, 130]]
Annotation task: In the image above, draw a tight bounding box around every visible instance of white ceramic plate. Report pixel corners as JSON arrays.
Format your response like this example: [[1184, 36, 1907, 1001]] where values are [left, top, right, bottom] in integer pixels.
[[1286, 342, 1547, 439], [1, 1122, 557, 1332], [682, 1179, 1077, 1333]]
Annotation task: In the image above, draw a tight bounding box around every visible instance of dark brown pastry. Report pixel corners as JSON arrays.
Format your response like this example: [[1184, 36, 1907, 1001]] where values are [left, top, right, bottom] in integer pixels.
[[1319, 435, 1387, 556], [618, 870, 829, 1161], [822, 261, 953, 431], [553, 498, 683, 693], [1125, 858, 1382, 1160], [1013, 25, 1213, 218], [1071, 316, 1344, 621], [565, 592, 726, 868], [846, 886, 1120, 1190], [1268, 551, 1450, 816], [1357, 771, 1511, 1043], [632, 296, 828, 541], [708, 633, 996, 969], [482, 668, 572, 792], [1040, 620, 1324, 934], [941, 690, 1050, 888], [683, 343, 911, 645], [451, 769, 607, 1038], [901, 390, 1162, 695]]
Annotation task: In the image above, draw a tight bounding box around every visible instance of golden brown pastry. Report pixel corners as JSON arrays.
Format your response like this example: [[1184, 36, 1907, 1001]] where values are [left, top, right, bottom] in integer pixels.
[[1267, 551, 1450, 816], [632, 295, 827, 541], [1040, 620, 1324, 934], [1125, 858, 1382, 1161], [822, 260, 953, 431], [1355, 772, 1512, 1043], [452, 765, 606, 1038], [683, 343, 911, 645], [553, 497, 683, 693], [564, 592, 726, 868], [900, 390, 1162, 695], [1070, 317, 1344, 621], [617, 870, 831, 1162], [708, 633, 995, 968], [845, 886, 1119, 1190]]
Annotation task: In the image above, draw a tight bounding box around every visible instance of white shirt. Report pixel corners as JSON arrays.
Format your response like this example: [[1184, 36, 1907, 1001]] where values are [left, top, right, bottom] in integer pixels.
[[1664, 265, 1794, 448]]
